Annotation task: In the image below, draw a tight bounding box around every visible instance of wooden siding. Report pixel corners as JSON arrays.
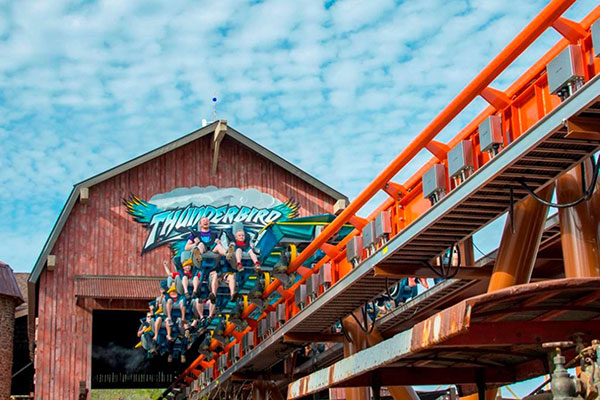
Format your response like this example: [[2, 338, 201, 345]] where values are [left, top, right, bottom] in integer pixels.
[[34, 135, 338, 399]]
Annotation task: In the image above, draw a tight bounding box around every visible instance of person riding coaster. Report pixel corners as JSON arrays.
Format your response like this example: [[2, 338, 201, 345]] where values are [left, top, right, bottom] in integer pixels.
[[232, 223, 261, 273], [135, 260, 216, 359], [160, 259, 192, 333], [176, 253, 202, 299], [137, 312, 157, 355], [187, 217, 237, 315], [187, 217, 234, 265]]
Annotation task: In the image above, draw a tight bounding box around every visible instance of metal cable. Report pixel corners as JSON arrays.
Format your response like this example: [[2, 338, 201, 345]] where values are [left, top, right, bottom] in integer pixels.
[[349, 309, 368, 334], [472, 241, 489, 258], [424, 243, 462, 279], [339, 318, 353, 343], [517, 154, 600, 208], [384, 276, 394, 300], [348, 302, 377, 335]]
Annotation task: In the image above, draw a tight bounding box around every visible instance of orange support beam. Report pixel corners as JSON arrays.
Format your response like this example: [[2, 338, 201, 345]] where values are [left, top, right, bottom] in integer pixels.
[[557, 161, 600, 278], [383, 181, 409, 200], [425, 140, 451, 161], [480, 86, 511, 110], [552, 17, 588, 43], [349, 215, 369, 229], [488, 185, 554, 292], [252, 380, 269, 400]]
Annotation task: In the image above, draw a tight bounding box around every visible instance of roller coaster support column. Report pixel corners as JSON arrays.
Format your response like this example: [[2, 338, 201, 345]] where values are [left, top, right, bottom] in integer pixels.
[[342, 313, 419, 400], [463, 186, 554, 400], [251, 380, 269, 400], [342, 314, 370, 400], [557, 160, 600, 278], [488, 185, 555, 292]]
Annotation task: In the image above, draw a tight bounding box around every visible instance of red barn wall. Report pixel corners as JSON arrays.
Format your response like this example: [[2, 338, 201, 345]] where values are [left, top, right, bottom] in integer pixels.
[[35, 135, 338, 399]]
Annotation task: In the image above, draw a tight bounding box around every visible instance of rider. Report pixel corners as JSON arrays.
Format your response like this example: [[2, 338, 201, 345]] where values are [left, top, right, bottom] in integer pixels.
[[186, 217, 233, 263], [188, 217, 236, 308], [233, 224, 261, 273], [160, 260, 188, 340]]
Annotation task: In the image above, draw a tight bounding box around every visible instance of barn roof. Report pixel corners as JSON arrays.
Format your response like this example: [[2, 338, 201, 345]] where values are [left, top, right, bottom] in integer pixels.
[[29, 121, 346, 285], [74, 275, 162, 300]]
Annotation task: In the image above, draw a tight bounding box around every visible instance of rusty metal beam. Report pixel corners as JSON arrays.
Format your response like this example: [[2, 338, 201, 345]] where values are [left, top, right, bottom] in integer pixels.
[[442, 321, 600, 347], [287, 279, 600, 399], [338, 367, 515, 388], [288, 302, 471, 399], [477, 305, 600, 321], [532, 291, 600, 321]]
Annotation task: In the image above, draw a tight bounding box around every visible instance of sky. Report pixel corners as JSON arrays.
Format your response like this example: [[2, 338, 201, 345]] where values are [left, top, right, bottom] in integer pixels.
[[0, 0, 598, 274]]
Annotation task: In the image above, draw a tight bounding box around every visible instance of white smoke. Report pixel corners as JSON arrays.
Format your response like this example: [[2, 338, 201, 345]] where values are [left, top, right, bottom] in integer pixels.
[[149, 186, 282, 209]]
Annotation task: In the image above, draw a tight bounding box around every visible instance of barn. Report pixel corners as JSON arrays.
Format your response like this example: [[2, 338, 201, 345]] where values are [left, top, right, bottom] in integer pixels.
[[27, 120, 347, 399]]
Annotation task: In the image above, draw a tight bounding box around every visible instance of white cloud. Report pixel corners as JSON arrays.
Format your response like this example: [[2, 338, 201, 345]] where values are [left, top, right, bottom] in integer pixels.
[[328, 0, 396, 33], [0, 0, 598, 272]]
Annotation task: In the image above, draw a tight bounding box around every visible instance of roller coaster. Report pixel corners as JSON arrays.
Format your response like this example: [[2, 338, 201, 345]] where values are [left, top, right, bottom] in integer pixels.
[[151, 0, 600, 398]]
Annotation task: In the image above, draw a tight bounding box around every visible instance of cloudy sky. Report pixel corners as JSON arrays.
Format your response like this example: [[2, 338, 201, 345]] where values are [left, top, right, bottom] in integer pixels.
[[0, 0, 597, 273]]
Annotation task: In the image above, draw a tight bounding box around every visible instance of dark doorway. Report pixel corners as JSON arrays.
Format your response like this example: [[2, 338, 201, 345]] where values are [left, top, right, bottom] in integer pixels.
[[91, 310, 187, 389], [11, 315, 34, 396]]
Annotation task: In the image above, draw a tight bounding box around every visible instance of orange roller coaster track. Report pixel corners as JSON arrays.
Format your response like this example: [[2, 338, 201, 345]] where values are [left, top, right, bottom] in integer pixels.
[[163, 0, 600, 396]]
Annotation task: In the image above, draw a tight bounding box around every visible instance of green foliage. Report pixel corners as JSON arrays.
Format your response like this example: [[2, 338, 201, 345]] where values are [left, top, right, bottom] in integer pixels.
[[90, 388, 165, 400]]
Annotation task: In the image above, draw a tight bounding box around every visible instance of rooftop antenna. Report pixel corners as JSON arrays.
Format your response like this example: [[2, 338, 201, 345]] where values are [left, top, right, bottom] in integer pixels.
[[212, 95, 218, 121]]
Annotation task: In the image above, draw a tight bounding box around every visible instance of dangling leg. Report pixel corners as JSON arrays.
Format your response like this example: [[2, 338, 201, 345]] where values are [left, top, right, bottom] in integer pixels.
[[174, 274, 185, 295], [235, 248, 243, 271], [153, 316, 162, 341], [166, 298, 174, 326], [228, 273, 237, 300], [193, 242, 206, 264], [226, 243, 235, 261], [181, 275, 190, 297], [195, 299, 204, 321], [192, 275, 200, 297], [180, 298, 186, 322], [208, 300, 216, 319], [213, 243, 227, 257], [248, 249, 260, 272], [166, 324, 172, 341], [209, 271, 218, 302]]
